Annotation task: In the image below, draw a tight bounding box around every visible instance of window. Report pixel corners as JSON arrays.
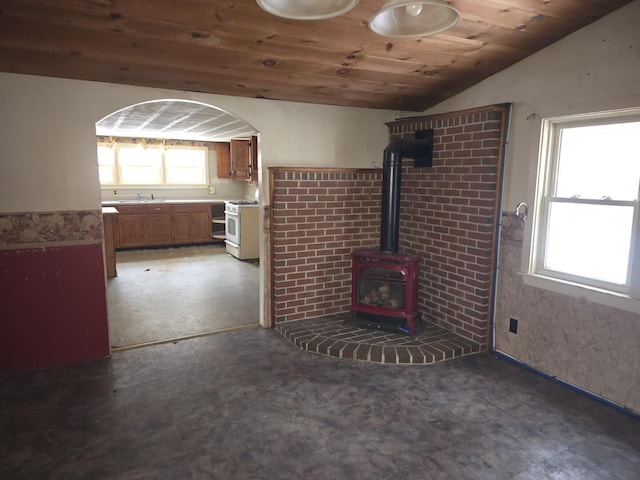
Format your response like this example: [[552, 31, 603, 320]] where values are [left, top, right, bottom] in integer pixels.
[[97, 145, 116, 184], [117, 145, 163, 185], [531, 109, 640, 304], [165, 148, 207, 185], [97, 142, 208, 186]]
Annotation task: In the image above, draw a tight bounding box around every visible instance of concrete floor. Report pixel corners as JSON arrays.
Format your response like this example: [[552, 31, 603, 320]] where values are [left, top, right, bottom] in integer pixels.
[[107, 244, 259, 348], [1, 328, 639, 479]]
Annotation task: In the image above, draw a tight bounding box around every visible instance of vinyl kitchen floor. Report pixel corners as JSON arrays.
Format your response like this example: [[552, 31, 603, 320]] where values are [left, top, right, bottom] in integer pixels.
[[1, 328, 639, 479], [107, 244, 260, 349]]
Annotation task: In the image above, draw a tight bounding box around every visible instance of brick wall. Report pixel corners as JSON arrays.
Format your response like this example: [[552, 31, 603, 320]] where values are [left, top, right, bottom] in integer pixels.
[[270, 170, 381, 323], [269, 105, 508, 345], [390, 105, 508, 344]]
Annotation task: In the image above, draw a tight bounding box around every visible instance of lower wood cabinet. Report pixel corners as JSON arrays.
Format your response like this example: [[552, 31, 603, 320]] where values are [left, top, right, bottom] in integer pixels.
[[116, 205, 146, 248], [115, 202, 218, 249], [191, 209, 213, 243], [172, 204, 211, 243], [145, 205, 173, 246], [172, 211, 192, 244]]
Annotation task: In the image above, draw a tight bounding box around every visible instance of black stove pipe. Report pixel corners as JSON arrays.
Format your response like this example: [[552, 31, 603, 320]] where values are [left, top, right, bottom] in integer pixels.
[[380, 135, 433, 253], [380, 147, 402, 253]]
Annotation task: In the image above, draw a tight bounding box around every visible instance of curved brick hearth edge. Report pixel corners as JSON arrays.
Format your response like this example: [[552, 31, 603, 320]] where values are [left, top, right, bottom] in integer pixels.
[[275, 315, 483, 365]]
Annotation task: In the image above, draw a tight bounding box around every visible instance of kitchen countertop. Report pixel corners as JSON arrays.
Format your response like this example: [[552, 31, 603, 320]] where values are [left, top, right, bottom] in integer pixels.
[[101, 199, 233, 206]]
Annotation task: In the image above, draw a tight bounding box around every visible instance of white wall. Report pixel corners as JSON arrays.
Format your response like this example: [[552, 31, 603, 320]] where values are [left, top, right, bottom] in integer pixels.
[[0, 74, 396, 213], [423, 0, 640, 212], [0, 73, 395, 332], [421, 1, 640, 412]]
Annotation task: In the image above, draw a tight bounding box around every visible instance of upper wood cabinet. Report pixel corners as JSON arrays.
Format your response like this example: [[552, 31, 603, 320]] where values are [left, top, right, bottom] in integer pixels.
[[217, 136, 258, 181], [215, 142, 231, 179], [249, 135, 258, 181], [230, 138, 251, 180]]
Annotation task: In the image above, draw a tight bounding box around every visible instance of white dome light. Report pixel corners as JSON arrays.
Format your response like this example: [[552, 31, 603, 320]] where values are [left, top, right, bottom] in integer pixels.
[[256, 0, 359, 20], [369, 0, 460, 38]]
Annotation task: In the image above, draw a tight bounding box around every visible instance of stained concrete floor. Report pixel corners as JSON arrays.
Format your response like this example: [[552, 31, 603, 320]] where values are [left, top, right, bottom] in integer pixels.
[[1, 328, 639, 479], [107, 244, 259, 348]]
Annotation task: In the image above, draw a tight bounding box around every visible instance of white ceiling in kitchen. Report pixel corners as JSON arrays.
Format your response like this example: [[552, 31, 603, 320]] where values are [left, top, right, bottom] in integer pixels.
[[95, 100, 257, 142]]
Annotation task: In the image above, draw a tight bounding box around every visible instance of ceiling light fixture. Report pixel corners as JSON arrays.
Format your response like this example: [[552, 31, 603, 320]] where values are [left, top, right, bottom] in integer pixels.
[[256, 0, 359, 20], [369, 0, 460, 38], [255, 0, 460, 38]]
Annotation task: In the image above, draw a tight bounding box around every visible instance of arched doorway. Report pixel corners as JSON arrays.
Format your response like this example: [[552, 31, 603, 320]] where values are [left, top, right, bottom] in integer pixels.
[[96, 100, 261, 349]]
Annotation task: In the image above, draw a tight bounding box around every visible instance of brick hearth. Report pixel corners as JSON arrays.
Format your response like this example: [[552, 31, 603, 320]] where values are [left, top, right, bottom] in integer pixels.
[[276, 314, 482, 365]]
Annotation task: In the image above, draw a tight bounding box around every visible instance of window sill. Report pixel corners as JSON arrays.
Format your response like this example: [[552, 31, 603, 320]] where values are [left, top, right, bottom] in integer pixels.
[[520, 273, 639, 315]]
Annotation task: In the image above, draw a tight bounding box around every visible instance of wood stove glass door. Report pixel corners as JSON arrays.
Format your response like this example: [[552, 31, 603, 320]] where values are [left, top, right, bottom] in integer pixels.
[[357, 267, 406, 309]]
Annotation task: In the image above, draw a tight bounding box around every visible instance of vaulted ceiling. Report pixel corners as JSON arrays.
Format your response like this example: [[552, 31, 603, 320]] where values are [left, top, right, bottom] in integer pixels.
[[0, 0, 632, 112]]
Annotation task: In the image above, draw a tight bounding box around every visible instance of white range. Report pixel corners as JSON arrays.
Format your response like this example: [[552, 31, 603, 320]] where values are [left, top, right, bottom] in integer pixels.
[[224, 200, 259, 260]]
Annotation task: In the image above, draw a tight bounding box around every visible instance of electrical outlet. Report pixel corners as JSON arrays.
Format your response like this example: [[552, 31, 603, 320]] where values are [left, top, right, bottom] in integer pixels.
[[509, 318, 518, 334]]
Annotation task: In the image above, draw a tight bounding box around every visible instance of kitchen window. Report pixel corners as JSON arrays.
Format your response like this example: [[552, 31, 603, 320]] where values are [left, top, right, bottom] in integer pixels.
[[526, 108, 640, 310], [97, 142, 208, 186]]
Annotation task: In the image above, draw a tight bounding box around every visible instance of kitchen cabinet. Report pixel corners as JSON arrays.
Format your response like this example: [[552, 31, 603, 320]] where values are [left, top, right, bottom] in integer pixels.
[[172, 211, 191, 244], [114, 202, 222, 249], [116, 205, 146, 248], [230, 138, 251, 180], [217, 136, 258, 181], [172, 204, 212, 244], [215, 142, 231, 179], [211, 203, 226, 242], [191, 209, 212, 243], [249, 135, 258, 181], [145, 204, 173, 246]]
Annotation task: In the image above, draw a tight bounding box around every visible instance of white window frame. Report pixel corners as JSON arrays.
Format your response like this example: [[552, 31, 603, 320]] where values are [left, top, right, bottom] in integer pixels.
[[524, 108, 640, 314], [97, 144, 117, 184], [97, 141, 209, 187]]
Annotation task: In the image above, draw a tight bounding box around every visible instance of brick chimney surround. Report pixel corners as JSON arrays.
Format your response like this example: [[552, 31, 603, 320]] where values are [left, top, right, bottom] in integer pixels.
[[270, 104, 509, 363]]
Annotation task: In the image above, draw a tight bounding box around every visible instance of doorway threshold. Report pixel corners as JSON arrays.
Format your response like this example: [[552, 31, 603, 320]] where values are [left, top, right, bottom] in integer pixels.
[[111, 323, 260, 353]]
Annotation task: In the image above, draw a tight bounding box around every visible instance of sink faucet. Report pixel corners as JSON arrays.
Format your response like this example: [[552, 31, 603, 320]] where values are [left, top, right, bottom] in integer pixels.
[[136, 192, 144, 201]]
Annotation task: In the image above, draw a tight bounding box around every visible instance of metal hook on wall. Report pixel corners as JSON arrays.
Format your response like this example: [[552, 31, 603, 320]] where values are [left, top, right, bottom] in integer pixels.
[[514, 202, 528, 220]]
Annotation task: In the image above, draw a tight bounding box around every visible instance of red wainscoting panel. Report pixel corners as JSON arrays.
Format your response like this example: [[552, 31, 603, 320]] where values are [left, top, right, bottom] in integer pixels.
[[0, 244, 110, 374]]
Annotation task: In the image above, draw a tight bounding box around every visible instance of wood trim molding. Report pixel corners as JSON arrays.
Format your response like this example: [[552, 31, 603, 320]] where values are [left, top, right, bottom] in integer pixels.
[[387, 103, 511, 131], [268, 166, 378, 174]]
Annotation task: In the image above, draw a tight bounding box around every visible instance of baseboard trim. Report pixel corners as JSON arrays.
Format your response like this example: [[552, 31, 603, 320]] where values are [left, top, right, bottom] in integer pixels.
[[493, 350, 639, 420]]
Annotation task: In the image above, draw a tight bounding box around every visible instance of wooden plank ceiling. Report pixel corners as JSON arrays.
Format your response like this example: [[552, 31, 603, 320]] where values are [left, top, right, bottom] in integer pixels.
[[0, 0, 632, 111]]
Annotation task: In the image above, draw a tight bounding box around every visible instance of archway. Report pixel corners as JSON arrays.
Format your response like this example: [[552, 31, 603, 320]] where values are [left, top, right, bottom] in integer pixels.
[[96, 99, 262, 349]]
